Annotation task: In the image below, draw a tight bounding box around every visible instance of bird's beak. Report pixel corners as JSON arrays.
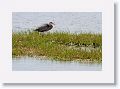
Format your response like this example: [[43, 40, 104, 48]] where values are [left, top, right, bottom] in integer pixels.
[[53, 23, 55, 25]]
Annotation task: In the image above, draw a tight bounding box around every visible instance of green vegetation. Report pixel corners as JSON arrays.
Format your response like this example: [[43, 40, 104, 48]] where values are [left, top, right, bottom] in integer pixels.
[[12, 31, 102, 63]]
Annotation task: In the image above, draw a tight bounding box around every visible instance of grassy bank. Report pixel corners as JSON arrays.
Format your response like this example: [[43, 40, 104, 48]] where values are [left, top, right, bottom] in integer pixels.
[[12, 31, 102, 63]]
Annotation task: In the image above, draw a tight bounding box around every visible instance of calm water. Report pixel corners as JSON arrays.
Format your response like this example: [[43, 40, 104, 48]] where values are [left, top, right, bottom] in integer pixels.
[[12, 12, 102, 33], [12, 57, 102, 71]]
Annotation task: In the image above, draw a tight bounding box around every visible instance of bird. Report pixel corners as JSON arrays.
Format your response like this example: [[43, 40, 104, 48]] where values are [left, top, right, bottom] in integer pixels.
[[34, 22, 55, 33]]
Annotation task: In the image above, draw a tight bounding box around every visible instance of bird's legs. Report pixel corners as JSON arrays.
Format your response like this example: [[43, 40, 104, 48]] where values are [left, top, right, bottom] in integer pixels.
[[40, 32, 44, 37]]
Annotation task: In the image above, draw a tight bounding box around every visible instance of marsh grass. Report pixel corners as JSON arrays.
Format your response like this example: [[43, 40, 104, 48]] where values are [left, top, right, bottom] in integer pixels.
[[12, 31, 102, 63]]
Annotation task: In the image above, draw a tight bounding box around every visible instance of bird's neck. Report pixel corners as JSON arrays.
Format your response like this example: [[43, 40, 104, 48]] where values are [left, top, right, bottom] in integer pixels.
[[48, 24, 53, 27]]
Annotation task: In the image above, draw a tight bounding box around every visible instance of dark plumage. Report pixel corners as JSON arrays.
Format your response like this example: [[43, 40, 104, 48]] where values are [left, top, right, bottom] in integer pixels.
[[34, 22, 55, 32]]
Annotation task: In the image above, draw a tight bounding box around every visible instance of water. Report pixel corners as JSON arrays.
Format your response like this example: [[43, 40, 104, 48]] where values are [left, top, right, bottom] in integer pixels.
[[12, 57, 102, 71], [12, 12, 102, 33]]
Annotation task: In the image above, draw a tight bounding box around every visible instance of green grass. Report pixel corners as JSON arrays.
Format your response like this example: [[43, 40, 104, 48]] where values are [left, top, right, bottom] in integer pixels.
[[12, 31, 102, 63]]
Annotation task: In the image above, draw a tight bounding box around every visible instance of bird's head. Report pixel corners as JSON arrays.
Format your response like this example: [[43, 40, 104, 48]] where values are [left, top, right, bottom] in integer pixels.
[[49, 22, 55, 26]]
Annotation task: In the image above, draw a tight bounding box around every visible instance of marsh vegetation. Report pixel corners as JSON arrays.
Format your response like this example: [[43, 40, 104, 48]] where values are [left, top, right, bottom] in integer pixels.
[[12, 31, 102, 63]]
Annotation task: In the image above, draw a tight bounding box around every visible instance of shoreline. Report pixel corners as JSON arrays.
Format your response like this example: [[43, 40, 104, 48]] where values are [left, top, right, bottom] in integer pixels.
[[12, 56, 102, 64]]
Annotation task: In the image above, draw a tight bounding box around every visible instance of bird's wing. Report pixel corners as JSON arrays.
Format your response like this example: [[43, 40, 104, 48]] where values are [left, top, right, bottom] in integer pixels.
[[37, 24, 49, 31]]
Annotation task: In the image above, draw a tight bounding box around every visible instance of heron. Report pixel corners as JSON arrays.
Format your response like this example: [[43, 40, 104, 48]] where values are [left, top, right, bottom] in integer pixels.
[[34, 22, 55, 35]]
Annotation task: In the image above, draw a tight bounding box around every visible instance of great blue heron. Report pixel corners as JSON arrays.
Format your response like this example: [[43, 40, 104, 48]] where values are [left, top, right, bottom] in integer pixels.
[[34, 22, 55, 34]]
